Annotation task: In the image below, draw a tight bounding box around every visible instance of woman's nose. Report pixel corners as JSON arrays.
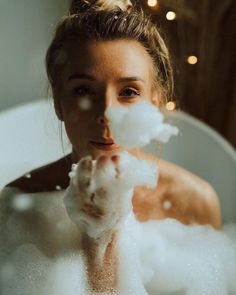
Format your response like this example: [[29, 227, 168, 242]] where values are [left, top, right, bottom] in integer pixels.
[[97, 114, 110, 125], [97, 91, 117, 125]]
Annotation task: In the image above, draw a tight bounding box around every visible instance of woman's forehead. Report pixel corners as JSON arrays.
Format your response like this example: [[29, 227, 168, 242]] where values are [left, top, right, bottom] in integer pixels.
[[63, 39, 154, 81]]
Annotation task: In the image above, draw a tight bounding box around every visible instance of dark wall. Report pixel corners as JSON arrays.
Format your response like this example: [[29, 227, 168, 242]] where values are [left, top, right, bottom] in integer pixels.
[[142, 0, 236, 147]]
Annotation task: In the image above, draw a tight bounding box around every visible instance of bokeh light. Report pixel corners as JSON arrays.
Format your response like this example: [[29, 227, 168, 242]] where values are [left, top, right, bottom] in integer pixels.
[[147, 0, 158, 8], [165, 101, 176, 111], [187, 55, 198, 65], [166, 11, 176, 21]]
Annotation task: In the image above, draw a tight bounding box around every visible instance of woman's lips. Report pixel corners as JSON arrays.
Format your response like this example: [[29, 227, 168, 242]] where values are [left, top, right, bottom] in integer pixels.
[[89, 141, 120, 151]]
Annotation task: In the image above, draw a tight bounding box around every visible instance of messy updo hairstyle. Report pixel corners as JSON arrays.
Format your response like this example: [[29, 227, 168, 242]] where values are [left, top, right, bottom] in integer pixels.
[[46, 0, 173, 103]]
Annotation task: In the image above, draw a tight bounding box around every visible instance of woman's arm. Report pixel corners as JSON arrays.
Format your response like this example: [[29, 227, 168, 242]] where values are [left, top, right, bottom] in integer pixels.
[[158, 158, 222, 229], [133, 156, 222, 229]]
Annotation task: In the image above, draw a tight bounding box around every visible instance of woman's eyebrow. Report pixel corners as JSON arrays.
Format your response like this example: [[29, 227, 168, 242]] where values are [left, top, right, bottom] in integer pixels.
[[117, 77, 145, 83], [68, 73, 145, 83], [68, 73, 95, 81]]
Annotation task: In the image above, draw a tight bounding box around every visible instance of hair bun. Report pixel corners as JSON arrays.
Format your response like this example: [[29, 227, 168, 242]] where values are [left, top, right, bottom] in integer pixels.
[[70, 0, 133, 14]]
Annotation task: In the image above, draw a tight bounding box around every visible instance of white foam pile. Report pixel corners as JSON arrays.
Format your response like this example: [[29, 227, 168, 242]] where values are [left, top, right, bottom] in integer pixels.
[[1, 203, 236, 295], [105, 101, 179, 148]]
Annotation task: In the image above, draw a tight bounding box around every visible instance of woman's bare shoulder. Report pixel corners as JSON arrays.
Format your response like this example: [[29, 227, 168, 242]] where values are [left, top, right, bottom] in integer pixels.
[[5, 155, 71, 193], [132, 149, 222, 229]]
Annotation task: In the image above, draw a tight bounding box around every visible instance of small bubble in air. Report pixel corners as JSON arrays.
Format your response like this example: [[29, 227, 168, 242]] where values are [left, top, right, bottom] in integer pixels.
[[55, 185, 62, 191], [77, 97, 92, 110], [24, 173, 31, 179], [163, 200, 171, 210], [11, 194, 34, 211]]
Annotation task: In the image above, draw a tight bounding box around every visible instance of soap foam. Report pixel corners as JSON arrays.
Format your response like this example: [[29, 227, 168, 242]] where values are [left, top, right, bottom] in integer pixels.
[[105, 101, 179, 148], [138, 219, 236, 295], [1, 213, 236, 295], [64, 151, 158, 240]]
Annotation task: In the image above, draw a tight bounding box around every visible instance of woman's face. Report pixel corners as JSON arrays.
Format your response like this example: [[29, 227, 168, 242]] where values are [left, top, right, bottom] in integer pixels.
[[54, 39, 159, 160]]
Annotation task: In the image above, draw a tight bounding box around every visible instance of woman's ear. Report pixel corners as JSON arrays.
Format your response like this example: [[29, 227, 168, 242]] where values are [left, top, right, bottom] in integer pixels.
[[152, 96, 160, 107], [53, 94, 64, 121], [151, 89, 160, 107]]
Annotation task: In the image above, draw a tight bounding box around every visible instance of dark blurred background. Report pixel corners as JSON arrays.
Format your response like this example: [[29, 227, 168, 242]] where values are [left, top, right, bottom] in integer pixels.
[[141, 0, 236, 147]]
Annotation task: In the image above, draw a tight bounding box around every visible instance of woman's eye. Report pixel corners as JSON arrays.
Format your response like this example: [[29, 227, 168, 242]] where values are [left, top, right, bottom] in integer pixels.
[[119, 88, 140, 99]]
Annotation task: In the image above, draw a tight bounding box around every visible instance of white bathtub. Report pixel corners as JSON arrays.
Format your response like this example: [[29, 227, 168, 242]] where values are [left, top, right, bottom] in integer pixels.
[[0, 99, 235, 223]]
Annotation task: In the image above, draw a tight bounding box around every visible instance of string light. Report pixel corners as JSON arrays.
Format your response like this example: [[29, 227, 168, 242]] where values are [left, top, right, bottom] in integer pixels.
[[166, 11, 176, 21], [165, 101, 176, 111], [187, 55, 198, 65], [147, 0, 158, 8]]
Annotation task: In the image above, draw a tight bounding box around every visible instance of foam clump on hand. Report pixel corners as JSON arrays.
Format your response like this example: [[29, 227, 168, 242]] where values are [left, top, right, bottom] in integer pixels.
[[105, 101, 179, 148], [64, 151, 158, 239]]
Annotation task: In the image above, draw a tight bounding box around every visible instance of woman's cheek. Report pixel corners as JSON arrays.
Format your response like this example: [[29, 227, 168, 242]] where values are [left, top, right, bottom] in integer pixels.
[[64, 97, 94, 124], [66, 108, 80, 123]]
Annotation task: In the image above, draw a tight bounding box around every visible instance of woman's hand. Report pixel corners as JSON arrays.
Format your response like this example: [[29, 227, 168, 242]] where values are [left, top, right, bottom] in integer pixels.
[[63, 154, 135, 292], [63, 152, 157, 292], [64, 154, 134, 240]]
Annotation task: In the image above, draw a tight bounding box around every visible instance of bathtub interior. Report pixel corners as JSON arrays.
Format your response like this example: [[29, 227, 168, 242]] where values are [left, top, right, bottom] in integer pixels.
[[0, 99, 235, 223]]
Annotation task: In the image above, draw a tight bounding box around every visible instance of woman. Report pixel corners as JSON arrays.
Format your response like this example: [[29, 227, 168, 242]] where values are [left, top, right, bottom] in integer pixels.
[[2, 0, 221, 293]]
